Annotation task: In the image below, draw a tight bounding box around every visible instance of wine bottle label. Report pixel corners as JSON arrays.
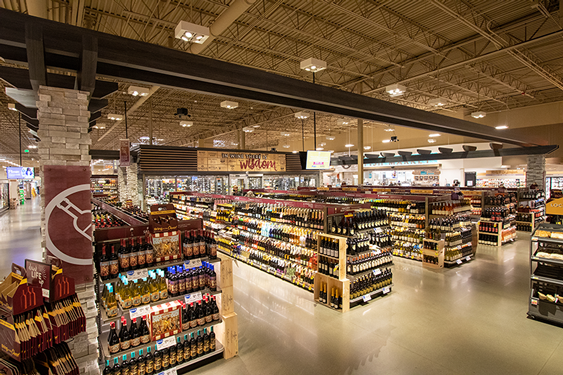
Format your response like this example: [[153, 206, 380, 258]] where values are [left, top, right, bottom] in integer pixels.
[[191, 346, 197, 357], [146, 360, 154, 374], [203, 341, 209, 352], [130, 256, 138, 268], [107, 307, 118, 317], [169, 354, 176, 366], [123, 368, 130, 375], [197, 317, 205, 325], [213, 313, 220, 321], [160, 290, 168, 299], [120, 341, 130, 350], [210, 339, 216, 351], [142, 294, 151, 305], [132, 296, 142, 306], [190, 319, 198, 328], [120, 254, 130, 269], [210, 278, 216, 290], [178, 280, 186, 294], [185, 279, 192, 291], [151, 291, 160, 302], [109, 343, 120, 354], [205, 315, 212, 323], [146, 252, 154, 264], [131, 337, 140, 347], [138, 363, 145, 375], [141, 334, 150, 344], [100, 262, 110, 277], [109, 260, 119, 276], [154, 358, 161, 371], [197, 343, 203, 355], [138, 252, 146, 266], [184, 348, 190, 360], [122, 298, 132, 309], [131, 366, 138, 375]]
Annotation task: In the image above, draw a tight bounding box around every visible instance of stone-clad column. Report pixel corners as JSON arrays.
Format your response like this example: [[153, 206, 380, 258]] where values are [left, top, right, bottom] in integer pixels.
[[118, 167, 127, 202], [126, 163, 140, 205], [36, 86, 100, 375], [526, 155, 546, 189]]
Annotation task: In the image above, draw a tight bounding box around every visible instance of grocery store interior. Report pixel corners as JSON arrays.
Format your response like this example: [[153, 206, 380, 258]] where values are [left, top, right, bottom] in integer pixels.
[[2, 1, 563, 375]]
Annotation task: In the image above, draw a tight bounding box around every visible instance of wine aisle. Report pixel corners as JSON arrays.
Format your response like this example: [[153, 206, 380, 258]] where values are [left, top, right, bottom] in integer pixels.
[[189, 238, 563, 375], [0, 196, 42, 275]]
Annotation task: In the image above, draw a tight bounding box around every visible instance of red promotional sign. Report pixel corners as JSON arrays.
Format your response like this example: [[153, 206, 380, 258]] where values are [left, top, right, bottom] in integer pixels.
[[43, 165, 93, 284], [120, 139, 130, 167]]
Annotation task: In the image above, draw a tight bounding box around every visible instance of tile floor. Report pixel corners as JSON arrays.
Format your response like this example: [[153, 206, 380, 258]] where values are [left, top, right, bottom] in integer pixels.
[[1, 201, 561, 374]]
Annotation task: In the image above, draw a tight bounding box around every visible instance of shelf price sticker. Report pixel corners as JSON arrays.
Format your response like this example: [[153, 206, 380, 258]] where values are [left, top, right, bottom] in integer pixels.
[[456, 259, 463, 265], [531, 299, 538, 306], [362, 294, 372, 302], [127, 269, 149, 281], [382, 287, 390, 295], [373, 268, 382, 276], [130, 305, 152, 319], [163, 369, 177, 375], [466, 256, 471, 262], [374, 227, 383, 234], [156, 337, 176, 351], [184, 259, 202, 269], [42, 289, 50, 298], [185, 291, 203, 305]]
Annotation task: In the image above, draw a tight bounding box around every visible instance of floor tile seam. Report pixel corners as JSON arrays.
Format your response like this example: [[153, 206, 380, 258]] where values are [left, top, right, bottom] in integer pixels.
[[536, 337, 563, 375]]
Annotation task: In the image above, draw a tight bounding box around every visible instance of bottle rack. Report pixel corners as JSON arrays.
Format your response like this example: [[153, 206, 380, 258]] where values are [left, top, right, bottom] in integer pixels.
[[516, 189, 546, 232], [477, 219, 517, 247], [314, 234, 350, 313], [94, 216, 238, 373], [528, 223, 563, 325], [422, 239, 445, 269]]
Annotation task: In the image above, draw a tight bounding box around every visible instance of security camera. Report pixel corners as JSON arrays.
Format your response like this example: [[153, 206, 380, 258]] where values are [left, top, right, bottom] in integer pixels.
[[391, 136, 398, 142], [175, 108, 191, 118]]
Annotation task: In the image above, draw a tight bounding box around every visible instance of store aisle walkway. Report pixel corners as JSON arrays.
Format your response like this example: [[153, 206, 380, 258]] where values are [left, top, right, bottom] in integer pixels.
[[192, 237, 563, 375], [0, 197, 43, 276]]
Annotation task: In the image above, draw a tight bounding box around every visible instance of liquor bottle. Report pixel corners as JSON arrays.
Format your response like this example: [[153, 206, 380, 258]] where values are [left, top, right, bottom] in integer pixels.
[[204, 296, 213, 323], [137, 350, 145, 375], [190, 332, 197, 358], [203, 328, 210, 354], [196, 301, 205, 326], [129, 352, 138, 375], [183, 334, 191, 362], [119, 318, 131, 351], [189, 302, 197, 328], [100, 245, 110, 281], [130, 237, 138, 271], [209, 326, 216, 351], [108, 322, 120, 354], [183, 231, 192, 259], [120, 355, 130, 375], [153, 345, 162, 373], [145, 346, 154, 375], [176, 336, 184, 365], [130, 318, 140, 347], [110, 245, 119, 278], [209, 265, 217, 291], [140, 316, 151, 344], [196, 330, 203, 356]]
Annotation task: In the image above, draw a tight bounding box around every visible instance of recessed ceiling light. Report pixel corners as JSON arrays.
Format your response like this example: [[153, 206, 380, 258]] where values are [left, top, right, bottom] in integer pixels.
[[429, 133, 441, 137], [382, 139, 391, 143], [180, 121, 193, 127], [495, 125, 508, 129], [28, 145, 37, 149]]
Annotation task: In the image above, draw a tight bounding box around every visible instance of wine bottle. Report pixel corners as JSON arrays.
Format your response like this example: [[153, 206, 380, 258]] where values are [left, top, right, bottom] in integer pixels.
[[145, 346, 154, 375], [100, 245, 110, 281], [129, 352, 138, 375], [130, 237, 138, 270], [121, 355, 130, 375], [209, 326, 216, 351], [138, 349, 145, 375], [196, 330, 203, 356], [176, 336, 184, 365], [190, 332, 197, 358], [119, 318, 131, 351], [153, 346, 162, 372], [108, 322, 120, 354], [203, 328, 210, 354], [130, 318, 140, 347], [183, 334, 191, 362], [112, 358, 120, 375], [110, 245, 119, 278]]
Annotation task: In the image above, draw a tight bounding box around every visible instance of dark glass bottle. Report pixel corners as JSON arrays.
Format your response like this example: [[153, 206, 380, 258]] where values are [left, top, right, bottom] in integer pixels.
[[137, 349, 145, 375], [203, 328, 210, 354], [129, 352, 138, 375], [119, 318, 130, 351], [130, 318, 140, 347], [176, 336, 184, 365], [108, 322, 120, 354], [121, 355, 130, 375], [183, 334, 191, 362], [145, 346, 154, 375], [153, 346, 162, 373], [196, 330, 203, 357], [140, 316, 150, 344], [209, 326, 216, 351], [190, 332, 197, 358]]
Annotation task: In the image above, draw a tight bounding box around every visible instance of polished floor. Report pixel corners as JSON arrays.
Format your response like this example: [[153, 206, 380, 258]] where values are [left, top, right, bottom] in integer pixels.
[[1, 202, 561, 374]]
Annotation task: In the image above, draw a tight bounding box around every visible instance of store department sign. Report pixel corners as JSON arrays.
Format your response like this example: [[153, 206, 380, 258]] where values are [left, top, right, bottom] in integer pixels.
[[197, 151, 286, 172], [43, 166, 93, 284], [365, 160, 439, 167], [120, 139, 131, 167]]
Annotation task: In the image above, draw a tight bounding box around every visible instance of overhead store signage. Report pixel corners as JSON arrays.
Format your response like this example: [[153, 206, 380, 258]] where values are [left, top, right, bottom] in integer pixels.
[[120, 139, 131, 167], [546, 197, 563, 215], [6, 167, 34, 179], [197, 151, 286, 172], [410, 189, 434, 195], [364, 160, 438, 167]]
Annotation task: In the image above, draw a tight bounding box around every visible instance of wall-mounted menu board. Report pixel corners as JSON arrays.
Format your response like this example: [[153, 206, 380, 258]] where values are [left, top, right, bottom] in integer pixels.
[[197, 150, 286, 172]]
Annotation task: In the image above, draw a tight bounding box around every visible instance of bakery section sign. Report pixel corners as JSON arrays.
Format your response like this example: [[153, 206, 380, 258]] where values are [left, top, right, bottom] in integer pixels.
[[197, 151, 286, 172]]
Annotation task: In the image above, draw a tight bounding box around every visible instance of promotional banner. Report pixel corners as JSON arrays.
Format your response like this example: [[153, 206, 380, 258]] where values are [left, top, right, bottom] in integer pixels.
[[43, 165, 93, 284], [120, 139, 131, 167], [197, 151, 286, 172]]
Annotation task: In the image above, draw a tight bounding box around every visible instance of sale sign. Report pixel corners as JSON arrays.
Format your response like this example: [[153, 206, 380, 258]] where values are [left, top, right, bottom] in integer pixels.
[[43, 165, 93, 284]]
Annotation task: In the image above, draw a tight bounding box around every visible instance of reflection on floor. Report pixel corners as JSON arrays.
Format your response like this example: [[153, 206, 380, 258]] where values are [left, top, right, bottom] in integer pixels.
[[2, 204, 561, 374], [0, 197, 42, 276]]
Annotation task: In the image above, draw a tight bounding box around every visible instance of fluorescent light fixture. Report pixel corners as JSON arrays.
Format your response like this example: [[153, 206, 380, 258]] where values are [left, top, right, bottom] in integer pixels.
[[220, 100, 238, 109], [300, 58, 327, 73], [128, 86, 149, 97], [429, 133, 441, 137], [8, 103, 17, 111], [345, 143, 354, 148], [386, 83, 406, 97], [140, 136, 150, 140], [316, 147, 324, 151], [384, 128, 394, 132], [282, 145, 291, 148], [326, 136, 336, 141], [364, 146, 372, 150], [280, 132, 291, 136], [471, 111, 486, 119], [28, 145, 37, 149], [429, 98, 447, 107], [98, 126, 105, 129], [292, 150, 299, 154], [336, 119, 349, 126], [428, 139, 436, 143], [175, 21, 210, 44], [495, 125, 508, 129], [294, 111, 309, 119], [382, 139, 391, 143], [243, 127, 254, 133], [180, 121, 193, 127], [107, 113, 123, 121]]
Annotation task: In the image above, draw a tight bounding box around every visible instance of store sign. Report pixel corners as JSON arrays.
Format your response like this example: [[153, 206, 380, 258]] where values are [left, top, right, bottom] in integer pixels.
[[365, 160, 438, 167], [43, 165, 93, 284], [120, 139, 131, 167], [197, 151, 286, 172], [411, 189, 434, 195], [546, 197, 563, 215]]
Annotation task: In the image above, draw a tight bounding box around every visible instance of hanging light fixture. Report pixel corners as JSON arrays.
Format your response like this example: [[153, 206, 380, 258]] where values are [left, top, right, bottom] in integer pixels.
[[180, 121, 193, 127], [175, 21, 210, 44], [386, 84, 406, 97], [428, 98, 447, 107], [107, 113, 123, 121], [471, 111, 486, 119], [300, 58, 327, 73], [220, 101, 238, 109], [294, 111, 309, 119]]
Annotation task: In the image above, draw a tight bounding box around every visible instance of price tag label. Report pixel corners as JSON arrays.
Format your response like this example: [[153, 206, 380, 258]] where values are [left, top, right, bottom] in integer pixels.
[[164, 369, 177, 375], [375, 227, 383, 234], [382, 287, 390, 294], [373, 268, 382, 276], [184, 291, 203, 305], [456, 259, 462, 265], [466, 256, 471, 261], [184, 259, 202, 269], [127, 269, 149, 281], [42, 289, 49, 298], [531, 299, 538, 306], [156, 336, 176, 350], [457, 245, 462, 250], [130, 305, 152, 319], [362, 294, 372, 302]]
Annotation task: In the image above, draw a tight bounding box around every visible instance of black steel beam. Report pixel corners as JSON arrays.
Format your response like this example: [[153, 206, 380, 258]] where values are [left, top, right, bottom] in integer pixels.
[[89, 149, 120, 160], [0, 9, 544, 147], [331, 145, 558, 165]]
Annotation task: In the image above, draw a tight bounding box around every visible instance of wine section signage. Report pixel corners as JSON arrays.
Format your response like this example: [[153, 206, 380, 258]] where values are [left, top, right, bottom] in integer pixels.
[[43, 165, 93, 284], [197, 151, 286, 172]]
